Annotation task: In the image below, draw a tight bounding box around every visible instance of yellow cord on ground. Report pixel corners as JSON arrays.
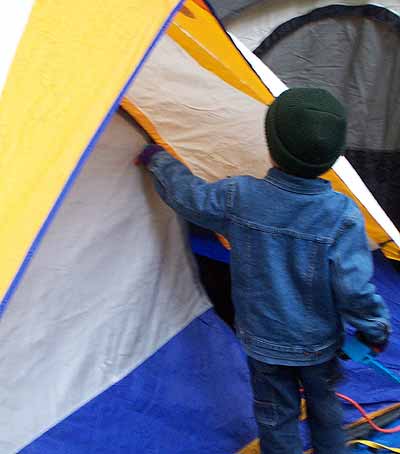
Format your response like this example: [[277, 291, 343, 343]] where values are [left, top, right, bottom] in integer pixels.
[[348, 439, 400, 452], [238, 439, 259, 454], [237, 439, 313, 454], [239, 438, 400, 453]]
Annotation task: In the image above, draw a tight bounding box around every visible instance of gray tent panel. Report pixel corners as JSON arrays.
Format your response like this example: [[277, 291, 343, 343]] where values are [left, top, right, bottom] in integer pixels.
[[208, 0, 262, 19], [254, 5, 400, 227]]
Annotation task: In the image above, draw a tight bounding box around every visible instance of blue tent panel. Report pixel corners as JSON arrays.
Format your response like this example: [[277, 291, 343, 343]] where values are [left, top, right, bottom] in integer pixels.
[[21, 310, 257, 454]]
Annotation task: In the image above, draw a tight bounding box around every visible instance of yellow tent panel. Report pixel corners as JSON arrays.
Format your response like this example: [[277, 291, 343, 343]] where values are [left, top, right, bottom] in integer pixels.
[[0, 0, 183, 308], [0, 0, 398, 315]]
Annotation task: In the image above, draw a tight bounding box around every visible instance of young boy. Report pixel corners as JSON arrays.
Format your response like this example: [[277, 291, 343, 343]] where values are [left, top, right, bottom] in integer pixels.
[[136, 88, 391, 454]]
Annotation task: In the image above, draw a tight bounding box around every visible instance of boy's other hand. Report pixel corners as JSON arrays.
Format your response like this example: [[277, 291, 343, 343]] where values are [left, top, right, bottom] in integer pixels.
[[356, 330, 389, 354]]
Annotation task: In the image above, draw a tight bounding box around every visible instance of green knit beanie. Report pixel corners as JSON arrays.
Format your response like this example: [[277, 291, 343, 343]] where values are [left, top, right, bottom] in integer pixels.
[[265, 88, 347, 178]]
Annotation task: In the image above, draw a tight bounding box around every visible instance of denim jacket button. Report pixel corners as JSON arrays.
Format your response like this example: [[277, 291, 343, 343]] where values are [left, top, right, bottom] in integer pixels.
[[304, 351, 310, 356]]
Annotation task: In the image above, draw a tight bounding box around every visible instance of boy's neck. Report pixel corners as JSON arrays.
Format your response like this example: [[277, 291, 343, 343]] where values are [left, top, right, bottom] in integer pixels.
[[272, 165, 318, 180]]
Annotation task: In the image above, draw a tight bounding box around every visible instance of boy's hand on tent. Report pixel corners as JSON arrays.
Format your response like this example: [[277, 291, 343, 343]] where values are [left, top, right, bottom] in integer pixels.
[[356, 329, 390, 354], [135, 144, 164, 167]]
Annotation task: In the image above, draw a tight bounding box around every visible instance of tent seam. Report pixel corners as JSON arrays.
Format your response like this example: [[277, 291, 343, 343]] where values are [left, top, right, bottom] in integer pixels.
[[15, 304, 212, 454], [0, 0, 186, 319], [254, 4, 400, 57]]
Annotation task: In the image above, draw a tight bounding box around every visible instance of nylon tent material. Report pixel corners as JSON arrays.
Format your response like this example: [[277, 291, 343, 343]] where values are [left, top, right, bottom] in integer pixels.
[[191, 235, 400, 452], [0, 0, 186, 315], [253, 4, 400, 230], [1, 0, 398, 317], [0, 110, 212, 453], [226, 0, 400, 258], [0, 1, 399, 453], [123, 2, 400, 260], [19, 309, 258, 454], [0, 0, 274, 318], [208, 0, 262, 19], [0, 2, 274, 450]]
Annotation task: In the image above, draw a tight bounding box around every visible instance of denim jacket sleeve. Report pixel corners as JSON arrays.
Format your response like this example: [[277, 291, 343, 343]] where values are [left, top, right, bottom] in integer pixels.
[[330, 202, 391, 343], [147, 150, 234, 236]]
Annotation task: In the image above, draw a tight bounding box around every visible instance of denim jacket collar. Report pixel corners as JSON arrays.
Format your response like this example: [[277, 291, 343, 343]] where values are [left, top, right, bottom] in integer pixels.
[[265, 168, 331, 195]]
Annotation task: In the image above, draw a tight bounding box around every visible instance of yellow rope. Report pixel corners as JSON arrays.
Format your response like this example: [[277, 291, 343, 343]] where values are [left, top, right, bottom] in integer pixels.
[[239, 439, 400, 454], [348, 439, 400, 452], [237, 439, 259, 454], [237, 439, 313, 454]]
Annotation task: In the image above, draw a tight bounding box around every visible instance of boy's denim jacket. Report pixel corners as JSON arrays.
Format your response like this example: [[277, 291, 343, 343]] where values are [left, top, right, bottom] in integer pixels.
[[148, 150, 390, 366]]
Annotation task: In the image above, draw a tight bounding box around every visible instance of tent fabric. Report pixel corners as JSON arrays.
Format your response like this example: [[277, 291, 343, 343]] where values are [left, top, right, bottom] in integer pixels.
[[191, 233, 400, 452], [124, 35, 270, 182], [252, 4, 400, 230], [325, 160, 400, 260], [191, 233, 400, 420], [167, 0, 274, 105], [253, 4, 400, 57], [125, 25, 400, 260], [20, 309, 257, 454], [212, 33, 400, 259], [338, 252, 400, 421], [208, 0, 262, 19], [0, 1, 399, 453], [225, 0, 400, 51], [352, 424, 400, 453], [223, 0, 400, 260], [0, 0, 276, 320], [1, 0, 398, 318], [0, 0, 186, 316], [0, 113, 210, 453], [15, 251, 400, 453]]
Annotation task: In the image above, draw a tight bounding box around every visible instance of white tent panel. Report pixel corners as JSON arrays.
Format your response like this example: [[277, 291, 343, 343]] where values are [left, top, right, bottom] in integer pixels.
[[228, 33, 287, 97], [229, 34, 400, 249], [127, 35, 271, 182], [0, 113, 210, 453], [333, 156, 400, 248], [128, 32, 400, 249]]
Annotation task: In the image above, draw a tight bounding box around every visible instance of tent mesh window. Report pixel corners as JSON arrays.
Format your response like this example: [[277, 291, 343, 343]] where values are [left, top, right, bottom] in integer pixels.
[[254, 5, 400, 228]]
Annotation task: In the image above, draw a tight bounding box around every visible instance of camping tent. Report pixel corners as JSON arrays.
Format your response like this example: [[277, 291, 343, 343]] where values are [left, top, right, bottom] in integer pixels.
[[227, 0, 400, 231], [0, 1, 399, 453]]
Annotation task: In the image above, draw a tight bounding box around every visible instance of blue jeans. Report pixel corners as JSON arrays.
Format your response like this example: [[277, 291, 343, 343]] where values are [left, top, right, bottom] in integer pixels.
[[247, 357, 347, 454]]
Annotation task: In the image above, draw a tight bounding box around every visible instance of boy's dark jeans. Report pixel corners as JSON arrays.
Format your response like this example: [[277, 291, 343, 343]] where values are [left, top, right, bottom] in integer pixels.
[[247, 357, 347, 454]]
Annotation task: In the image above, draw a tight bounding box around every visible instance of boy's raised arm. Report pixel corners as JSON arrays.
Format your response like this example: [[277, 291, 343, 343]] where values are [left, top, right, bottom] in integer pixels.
[[136, 145, 235, 236]]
